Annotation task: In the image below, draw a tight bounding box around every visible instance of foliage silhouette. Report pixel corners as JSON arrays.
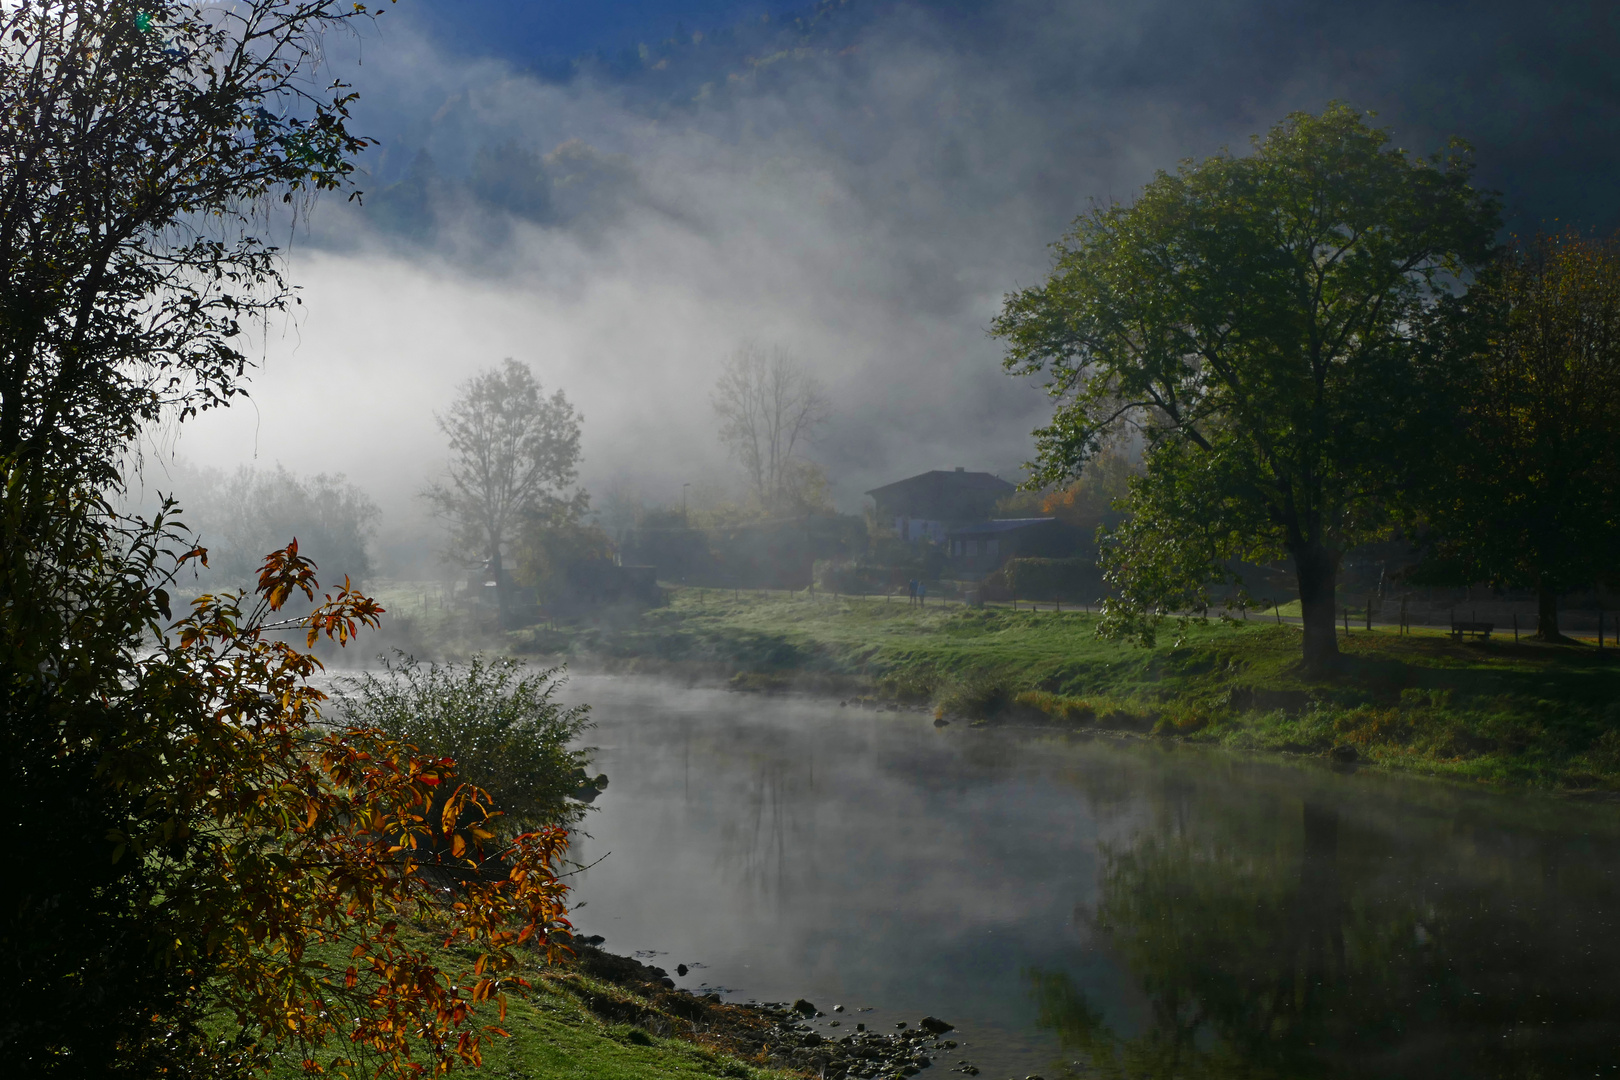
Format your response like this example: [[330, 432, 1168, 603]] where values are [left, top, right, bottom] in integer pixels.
[[995, 104, 1499, 671]]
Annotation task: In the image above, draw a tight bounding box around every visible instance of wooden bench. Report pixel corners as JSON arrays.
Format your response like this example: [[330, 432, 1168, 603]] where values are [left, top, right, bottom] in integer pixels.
[[1449, 620, 1493, 641]]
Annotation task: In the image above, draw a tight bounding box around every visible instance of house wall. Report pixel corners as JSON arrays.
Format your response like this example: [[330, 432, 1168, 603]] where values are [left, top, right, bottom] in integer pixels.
[[895, 517, 949, 544]]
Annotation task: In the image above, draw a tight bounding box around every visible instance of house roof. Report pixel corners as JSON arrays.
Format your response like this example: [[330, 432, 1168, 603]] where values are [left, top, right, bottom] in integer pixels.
[[865, 469, 1015, 502], [947, 517, 1058, 537]]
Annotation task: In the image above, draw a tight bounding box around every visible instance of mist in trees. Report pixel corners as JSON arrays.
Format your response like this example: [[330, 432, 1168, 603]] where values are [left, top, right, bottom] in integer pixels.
[[164, 463, 380, 587], [424, 358, 585, 576], [711, 342, 833, 517]]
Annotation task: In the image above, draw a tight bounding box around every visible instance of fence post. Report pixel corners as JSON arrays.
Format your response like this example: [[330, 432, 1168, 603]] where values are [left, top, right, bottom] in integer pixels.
[[1274, 602, 1281, 624], [1343, 607, 1350, 636], [1366, 593, 1373, 632], [1513, 613, 1518, 643]]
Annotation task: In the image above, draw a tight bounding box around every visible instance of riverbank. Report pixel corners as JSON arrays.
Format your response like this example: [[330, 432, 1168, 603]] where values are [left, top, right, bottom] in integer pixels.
[[491, 586, 1620, 791], [250, 931, 961, 1080]]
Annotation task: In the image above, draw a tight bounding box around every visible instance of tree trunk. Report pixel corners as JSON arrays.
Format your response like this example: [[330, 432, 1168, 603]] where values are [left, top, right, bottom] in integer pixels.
[[488, 545, 510, 626], [1536, 579, 1562, 641], [1294, 543, 1341, 674]]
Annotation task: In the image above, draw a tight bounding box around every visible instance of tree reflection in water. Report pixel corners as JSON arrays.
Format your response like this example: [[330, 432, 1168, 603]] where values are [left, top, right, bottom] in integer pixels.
[[1030, 800, 1620, 1079]]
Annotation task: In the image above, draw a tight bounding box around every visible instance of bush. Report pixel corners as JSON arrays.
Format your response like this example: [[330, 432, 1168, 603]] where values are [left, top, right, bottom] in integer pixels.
[[935, 672, 1018, 718], [1001, 556, 1105, 603], [339, 655, 598, 830]]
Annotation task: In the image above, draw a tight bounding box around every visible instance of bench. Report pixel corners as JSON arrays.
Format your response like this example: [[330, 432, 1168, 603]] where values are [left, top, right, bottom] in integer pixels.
[[1449, 620, 1493, 641]]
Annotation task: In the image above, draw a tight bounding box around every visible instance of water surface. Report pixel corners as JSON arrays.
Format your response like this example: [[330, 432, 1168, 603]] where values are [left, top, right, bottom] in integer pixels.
[[561, 675, 1620, 1079]]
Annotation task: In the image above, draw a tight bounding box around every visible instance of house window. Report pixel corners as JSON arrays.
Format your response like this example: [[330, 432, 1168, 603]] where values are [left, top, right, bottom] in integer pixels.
[[967, 540, 979, 556], [986, 539, 999, 557]]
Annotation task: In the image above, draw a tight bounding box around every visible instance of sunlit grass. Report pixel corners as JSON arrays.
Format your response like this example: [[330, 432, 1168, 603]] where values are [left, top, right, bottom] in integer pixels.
[[244, 929, 785, 1080], [501, 586, 1620, 791]]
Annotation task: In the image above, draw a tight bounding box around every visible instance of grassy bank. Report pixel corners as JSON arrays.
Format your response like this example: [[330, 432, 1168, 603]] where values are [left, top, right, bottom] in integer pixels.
[[247, 934, 799, 1080], [501, 587, 1620, 790], [244, 930, 953, 1080]]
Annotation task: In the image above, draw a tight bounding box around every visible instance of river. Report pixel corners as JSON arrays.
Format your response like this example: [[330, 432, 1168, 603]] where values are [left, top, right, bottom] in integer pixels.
[[558, 674, 1620, 1080]]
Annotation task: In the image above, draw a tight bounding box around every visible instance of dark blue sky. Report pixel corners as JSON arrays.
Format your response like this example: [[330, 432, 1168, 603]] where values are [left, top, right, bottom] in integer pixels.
[[394, 0, 795, 69]]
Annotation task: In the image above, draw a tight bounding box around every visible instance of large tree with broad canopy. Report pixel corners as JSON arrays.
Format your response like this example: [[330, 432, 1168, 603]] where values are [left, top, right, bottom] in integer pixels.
[[993, 104, 1499, 671]]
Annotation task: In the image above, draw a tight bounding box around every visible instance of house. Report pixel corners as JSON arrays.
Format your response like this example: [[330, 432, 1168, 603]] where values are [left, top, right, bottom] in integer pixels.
[[865, 468, 1016, 543], [946, 517, 1080, 574]]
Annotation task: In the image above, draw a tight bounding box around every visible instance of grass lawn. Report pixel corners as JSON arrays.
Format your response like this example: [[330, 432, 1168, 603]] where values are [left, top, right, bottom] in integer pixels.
[[502, 587, 1620, 791]]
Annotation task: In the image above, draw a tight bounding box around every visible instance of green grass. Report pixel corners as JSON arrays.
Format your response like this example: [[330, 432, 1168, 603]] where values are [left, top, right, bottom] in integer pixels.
[[500, 587, 1620, 791], [246, 933, 788, 1080]]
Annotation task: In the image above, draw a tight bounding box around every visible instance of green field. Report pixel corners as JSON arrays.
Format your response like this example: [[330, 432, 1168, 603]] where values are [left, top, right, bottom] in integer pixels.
[[494, 587, 1620, 790]]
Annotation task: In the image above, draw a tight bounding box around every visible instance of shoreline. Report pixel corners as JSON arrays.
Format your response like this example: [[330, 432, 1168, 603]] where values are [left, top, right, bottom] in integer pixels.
[[566, 941, 975, 1079], [368, 582, 1620, 793], [562, 662, 1620, 805]]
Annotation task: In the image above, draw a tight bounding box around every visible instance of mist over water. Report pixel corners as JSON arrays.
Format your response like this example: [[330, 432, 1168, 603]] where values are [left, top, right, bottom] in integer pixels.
[[561, 675, 1620, 1079]]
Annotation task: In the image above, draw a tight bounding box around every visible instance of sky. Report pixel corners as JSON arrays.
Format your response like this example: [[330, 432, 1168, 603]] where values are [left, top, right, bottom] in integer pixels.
[[158, 0, 1620, 566]]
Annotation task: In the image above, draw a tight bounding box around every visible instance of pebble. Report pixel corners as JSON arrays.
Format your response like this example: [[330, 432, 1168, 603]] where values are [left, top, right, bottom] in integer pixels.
[[676, 963, 688, 976], [833, 1004, 845, 1012]]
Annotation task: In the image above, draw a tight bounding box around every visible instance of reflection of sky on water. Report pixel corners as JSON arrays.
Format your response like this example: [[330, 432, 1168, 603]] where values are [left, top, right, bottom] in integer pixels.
[[555, 676, 1620, 1079], [560, 678, 1117, 1071]]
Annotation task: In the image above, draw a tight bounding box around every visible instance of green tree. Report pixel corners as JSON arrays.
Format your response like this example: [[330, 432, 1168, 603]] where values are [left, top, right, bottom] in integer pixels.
[[1418, 232, 1620, 640], [425, 359, 584, 601], [512, 508, 615, 605], [0, 0, 380, 483], [993, 105, 1499, 671], [2, 3, 580, 1074]]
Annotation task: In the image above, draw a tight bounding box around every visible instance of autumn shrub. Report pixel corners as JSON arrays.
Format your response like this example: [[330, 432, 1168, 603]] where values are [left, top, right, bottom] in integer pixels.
[[338, 655, 599, 831], [2, 483, 573, 1077]]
